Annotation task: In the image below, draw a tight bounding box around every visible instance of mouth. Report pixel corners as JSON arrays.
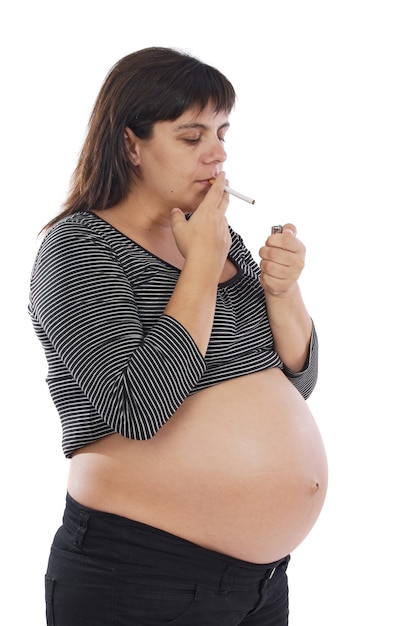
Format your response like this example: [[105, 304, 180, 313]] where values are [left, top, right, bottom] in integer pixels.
[[196, 178, 215, 189]]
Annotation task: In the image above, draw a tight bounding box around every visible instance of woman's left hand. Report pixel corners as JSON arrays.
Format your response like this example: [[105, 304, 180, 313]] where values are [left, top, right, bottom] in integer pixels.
[[258, 224, 306, 297]]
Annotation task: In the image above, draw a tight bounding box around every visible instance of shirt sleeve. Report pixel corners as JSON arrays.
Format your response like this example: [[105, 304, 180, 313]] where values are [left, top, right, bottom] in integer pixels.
[[228, 227, 319, 401], [29, 220, 207, 440], [281, 321, 318, 400]]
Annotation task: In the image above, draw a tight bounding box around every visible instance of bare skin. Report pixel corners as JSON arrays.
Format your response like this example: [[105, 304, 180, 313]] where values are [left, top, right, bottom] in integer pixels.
[[69, 368, 327, 564], [68, 103, 327, 564]]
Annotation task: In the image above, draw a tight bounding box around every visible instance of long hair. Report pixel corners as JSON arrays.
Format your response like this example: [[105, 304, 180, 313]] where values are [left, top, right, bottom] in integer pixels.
[[43, 47, 236, 232]]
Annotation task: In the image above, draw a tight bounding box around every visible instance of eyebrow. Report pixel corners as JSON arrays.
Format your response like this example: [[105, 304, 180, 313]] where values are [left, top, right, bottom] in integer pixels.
[[173, 122, 230, 132]]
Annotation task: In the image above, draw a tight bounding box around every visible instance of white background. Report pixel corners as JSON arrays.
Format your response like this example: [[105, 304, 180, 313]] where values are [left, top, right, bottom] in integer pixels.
[[1, 1, 415, 624]]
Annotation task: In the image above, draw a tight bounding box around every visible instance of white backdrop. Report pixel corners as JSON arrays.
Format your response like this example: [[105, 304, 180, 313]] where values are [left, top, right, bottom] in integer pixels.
[[1, 1, 415, 624]]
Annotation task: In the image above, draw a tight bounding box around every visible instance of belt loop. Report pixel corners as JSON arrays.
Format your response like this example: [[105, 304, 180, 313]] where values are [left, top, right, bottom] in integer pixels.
[[219, 565, 235, 595], [74, 511, 90, 548]]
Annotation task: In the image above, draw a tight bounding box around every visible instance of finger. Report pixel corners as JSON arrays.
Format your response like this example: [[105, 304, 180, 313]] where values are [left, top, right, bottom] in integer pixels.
[[266, 224, 300, 253], [207, 172, 229, 211], [264, 235, 297, 254], [282, 223, 297, 236], [170, 207, 186, 230], [259, 239, 304, 265]]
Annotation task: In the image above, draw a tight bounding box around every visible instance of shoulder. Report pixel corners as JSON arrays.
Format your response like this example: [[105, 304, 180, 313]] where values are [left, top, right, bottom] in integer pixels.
[[42, 211, 109, 243], [31, 212, 121, 287], [35, 211, 119, 260]]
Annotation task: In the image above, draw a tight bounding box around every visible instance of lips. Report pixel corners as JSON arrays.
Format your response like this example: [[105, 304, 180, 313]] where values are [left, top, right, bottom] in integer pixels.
[[196, 178, 215, 187]]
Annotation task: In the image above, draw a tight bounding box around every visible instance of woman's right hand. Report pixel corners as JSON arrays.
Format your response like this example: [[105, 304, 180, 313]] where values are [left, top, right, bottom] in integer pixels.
[[170, 172, 231, 279]]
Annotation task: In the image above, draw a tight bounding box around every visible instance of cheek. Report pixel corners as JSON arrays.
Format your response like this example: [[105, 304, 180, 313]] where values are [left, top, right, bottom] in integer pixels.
[[140, 144, 198, 198], [140, 151, 174, 183]]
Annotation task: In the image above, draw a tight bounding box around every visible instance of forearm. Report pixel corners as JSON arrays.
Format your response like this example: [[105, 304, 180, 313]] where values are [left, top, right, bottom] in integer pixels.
[[265, 283, 313, 372], [166, 179, 231, 355], [164, 256, 220, 356]]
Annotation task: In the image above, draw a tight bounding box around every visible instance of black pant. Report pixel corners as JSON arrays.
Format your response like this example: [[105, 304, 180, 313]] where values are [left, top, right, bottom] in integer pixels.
[[45, 494, 290, 625]]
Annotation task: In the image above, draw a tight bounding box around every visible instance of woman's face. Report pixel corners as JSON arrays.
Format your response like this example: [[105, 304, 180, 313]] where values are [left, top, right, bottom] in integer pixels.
[[133, 103, 230, 213]]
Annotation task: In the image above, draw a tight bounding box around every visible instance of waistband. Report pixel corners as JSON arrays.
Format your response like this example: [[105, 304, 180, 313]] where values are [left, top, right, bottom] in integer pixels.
[[62, 493, 290, 591]]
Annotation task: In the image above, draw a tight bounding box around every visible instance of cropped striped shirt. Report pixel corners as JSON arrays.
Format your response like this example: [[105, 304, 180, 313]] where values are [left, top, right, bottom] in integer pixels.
[[29, 211, 318, 458]]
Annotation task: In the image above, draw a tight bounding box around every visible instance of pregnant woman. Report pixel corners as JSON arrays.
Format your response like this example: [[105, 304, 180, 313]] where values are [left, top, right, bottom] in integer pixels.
[[29, 47, 327, 625]]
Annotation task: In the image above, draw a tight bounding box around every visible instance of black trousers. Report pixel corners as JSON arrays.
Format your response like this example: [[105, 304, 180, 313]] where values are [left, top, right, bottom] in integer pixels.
[[45, 494, 290, 625]]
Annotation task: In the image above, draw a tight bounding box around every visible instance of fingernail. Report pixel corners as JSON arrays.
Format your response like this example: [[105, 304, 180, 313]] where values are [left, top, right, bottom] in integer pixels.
[[283, 227, 295, 236]]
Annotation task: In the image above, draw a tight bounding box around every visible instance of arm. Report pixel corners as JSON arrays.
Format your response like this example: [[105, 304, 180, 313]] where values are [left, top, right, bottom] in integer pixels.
[[167, 172, 231, 355], [30, 178, 231, 440], [30, 222, 208, 440], [259, 223, 315, 373]]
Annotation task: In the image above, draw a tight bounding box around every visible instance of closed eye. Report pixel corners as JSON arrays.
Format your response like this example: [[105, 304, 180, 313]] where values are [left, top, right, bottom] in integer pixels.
[[183, 135, 226, 145]]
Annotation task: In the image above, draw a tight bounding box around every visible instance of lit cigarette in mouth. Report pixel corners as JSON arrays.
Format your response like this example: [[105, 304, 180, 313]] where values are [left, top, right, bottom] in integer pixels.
[[209, 179, 255, 204]]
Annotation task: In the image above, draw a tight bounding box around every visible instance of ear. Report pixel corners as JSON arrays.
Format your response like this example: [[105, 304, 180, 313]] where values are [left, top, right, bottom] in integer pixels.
[[124, 127, 141, 166]]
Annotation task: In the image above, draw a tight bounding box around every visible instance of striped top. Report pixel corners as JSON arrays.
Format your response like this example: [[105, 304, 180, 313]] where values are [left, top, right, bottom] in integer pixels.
[[29, 211, 318, 458]]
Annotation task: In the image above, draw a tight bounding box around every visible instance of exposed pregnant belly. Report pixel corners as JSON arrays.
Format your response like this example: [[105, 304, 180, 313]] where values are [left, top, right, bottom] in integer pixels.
[[68, 368, 328, 563]]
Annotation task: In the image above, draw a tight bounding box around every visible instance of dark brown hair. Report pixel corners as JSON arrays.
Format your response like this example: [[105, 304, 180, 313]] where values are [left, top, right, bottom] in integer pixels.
[[43, 47, 236, 231]]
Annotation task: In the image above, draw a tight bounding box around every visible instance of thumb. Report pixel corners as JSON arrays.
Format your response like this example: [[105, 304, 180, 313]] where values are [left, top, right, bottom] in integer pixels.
[[170, 208, 188, 257], [170, 207, 188, 242], [170, 207, 185, 227], [283, 223, 297, 236]]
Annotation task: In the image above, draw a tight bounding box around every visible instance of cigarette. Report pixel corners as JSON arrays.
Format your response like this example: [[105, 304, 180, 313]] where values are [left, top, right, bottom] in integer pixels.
[[209, 179, 255, 204]]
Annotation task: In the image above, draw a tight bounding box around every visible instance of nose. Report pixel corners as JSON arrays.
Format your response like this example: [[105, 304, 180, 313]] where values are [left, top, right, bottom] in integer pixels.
[[203, 136, 227, 164]]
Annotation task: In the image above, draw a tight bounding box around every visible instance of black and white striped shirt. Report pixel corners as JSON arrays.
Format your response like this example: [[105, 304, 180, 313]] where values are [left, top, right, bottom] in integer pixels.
[[29, 211, 318, 457]]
